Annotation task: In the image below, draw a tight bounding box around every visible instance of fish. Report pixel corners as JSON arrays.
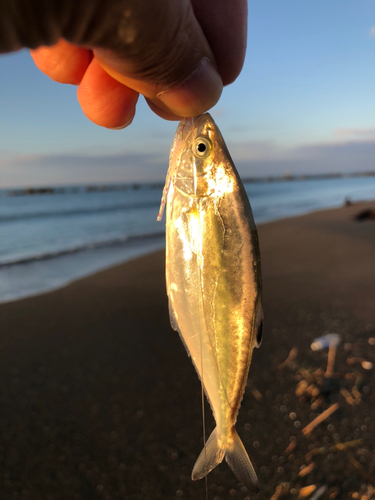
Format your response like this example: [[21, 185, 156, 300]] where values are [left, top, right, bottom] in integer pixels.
[[158, 113, 263, 492]]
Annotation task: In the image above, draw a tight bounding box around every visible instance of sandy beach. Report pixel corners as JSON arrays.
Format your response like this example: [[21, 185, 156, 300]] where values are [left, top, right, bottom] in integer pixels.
[[0, 201, 374, 500]]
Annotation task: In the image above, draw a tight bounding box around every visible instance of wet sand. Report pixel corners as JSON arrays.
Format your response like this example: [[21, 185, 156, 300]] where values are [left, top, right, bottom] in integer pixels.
[[0, 201, 374, 499]]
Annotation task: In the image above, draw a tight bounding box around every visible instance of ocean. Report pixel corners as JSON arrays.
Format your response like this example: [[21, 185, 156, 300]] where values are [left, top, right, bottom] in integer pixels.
[[1, 176, 374, 303]]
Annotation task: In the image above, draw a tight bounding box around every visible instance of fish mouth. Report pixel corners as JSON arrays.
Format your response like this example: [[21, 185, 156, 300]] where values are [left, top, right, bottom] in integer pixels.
[[180, 117, 196, 142], [180, 113, 216, 142], [180, 113, 210, 140]]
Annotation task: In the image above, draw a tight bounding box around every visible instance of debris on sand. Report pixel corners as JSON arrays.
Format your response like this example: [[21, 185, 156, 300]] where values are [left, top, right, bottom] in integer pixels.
[[305, 438, 364, 461], [274, 325, 375, 499], [251, 386, 263, 400], [340, 387, 356, 405], [285, 438, 297, 455], [310, 333, 341, 351], [310, 333, 341, 376], [302, 403, 340, 436], [347, 456, 375, 483], [353, 208, 375, 221], [298, 484, 316, 497], [270, 482, 290, 499], [298, 462, 316, 477], [278, 347, 298, 369], [309, 486, 327, 500]]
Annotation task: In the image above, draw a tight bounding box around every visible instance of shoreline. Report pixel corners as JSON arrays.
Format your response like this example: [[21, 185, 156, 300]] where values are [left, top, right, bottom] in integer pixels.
[[0, 200, 374, 498], [2, 199, 374, 306]]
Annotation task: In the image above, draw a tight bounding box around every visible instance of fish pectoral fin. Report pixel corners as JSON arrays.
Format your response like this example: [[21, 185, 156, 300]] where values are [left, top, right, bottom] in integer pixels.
[[225, 429, 259, 493], [191, 427, 225, 481], [254, 299, 264, 348], [168, 299, 180, 332]]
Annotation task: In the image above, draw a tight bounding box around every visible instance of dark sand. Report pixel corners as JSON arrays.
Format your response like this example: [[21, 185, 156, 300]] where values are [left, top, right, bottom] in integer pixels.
[[0, 201, 374, 500]]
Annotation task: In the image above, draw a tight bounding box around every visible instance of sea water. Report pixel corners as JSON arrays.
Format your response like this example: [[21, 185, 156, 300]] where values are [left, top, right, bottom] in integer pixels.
[[0, 176, 374, 303]]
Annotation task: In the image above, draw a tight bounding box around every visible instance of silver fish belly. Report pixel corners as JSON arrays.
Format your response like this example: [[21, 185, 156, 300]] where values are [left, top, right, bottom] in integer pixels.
[[160, 113, 263, 491]]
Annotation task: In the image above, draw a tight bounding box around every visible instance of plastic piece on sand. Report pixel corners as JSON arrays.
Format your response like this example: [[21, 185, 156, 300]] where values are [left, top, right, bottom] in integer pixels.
[[310, 333, 341, 351]]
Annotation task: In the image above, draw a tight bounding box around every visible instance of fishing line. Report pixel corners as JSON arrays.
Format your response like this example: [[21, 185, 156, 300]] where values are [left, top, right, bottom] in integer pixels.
[[200, 364, 208, 500], [196, 180, 208, 500], [198, 215, 208, 500]]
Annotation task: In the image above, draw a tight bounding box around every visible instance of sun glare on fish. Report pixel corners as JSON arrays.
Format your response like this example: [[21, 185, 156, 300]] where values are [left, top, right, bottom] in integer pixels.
[[187, 210, 202, 257], [174, 216, 193, 261], [207, 165, 234, 199]]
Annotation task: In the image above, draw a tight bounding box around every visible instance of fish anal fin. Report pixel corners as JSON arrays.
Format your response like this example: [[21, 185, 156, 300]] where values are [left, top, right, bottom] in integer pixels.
[[225, 429, 259, 493], [191, 427, 225, 481]]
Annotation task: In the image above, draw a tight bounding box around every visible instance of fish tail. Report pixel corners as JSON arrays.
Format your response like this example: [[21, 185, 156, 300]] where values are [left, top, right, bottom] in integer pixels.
[[191, 427, 259, 493], [225, 428, 259, 492], [191, 427, 225, 481]]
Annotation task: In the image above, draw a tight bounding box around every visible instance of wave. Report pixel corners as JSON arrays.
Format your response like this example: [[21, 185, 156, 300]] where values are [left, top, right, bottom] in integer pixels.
[[0, 231, 165, 268], [0, 200, 160, 223]]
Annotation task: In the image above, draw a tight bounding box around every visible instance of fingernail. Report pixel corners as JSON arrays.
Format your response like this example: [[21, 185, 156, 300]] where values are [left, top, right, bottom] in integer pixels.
[[156, 58, 223, 117], [109, 124, 127, 130], [108, 116, 134, 130]]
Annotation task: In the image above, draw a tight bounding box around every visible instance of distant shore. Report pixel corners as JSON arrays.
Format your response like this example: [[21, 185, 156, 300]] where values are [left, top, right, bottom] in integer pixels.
[[3, 170, 375, 196], [0, 201, 374, 499]]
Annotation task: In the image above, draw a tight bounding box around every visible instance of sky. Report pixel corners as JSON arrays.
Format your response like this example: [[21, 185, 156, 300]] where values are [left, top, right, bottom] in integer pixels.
[[0, 0, 374, 187]]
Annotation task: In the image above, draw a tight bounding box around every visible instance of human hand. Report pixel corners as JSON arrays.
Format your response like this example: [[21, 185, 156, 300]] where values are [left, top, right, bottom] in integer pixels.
[[25, 0, 247, 128]]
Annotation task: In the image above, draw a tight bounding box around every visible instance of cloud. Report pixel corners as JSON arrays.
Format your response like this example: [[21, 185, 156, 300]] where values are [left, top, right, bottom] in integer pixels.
[[370, 26, 375, 37], [335, 128, 375, 138], [232, 139, 375, 177], [0, 151, 166, 169], [290, 139, 375, 161], [211, 108, 225, 118], [230, 140, 285, 161], [1, 139, 375, 187], [0, 151, 169, 188]]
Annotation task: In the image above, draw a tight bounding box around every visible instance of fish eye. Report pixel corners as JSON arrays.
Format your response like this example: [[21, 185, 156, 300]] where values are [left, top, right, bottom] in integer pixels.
[[192, 137, 212, 158]]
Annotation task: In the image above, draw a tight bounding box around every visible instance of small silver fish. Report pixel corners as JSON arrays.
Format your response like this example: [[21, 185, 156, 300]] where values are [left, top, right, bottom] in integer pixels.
[[158, 113, 263, 491]]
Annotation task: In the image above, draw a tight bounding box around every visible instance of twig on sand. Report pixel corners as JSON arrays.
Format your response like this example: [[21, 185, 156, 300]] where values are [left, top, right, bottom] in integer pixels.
[[306, 447, 326, 461], [328, 486, 340, 498], [309, 486, 328, 500], [296, 380, 320, 398], [298, 485, 316, 498], [330, 439, 363, 452], [298, 462, 316, 477], [348, 456, 375, 483], [302, 403, 340, 436], [305, 439, 363, 461], [347, 358, 373, 370], [270, 482, 290, 500], [278, 347, 298, 369], [285, 439, 297, 455], [296, 379, 309, 397], [360, 485, 374, 500], [311, 395, 324, 410], [299, 367, 313, 382], [326, 344, 337, 377], [351, 386, 362, 403], [251, 387, 262, 400], [347, 357, 364, 366], [340, 387, 355, 405], [352, 374, 363, 403]]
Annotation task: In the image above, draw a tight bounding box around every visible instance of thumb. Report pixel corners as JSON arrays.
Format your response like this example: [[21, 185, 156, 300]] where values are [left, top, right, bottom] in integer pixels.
[[88, 0, 223, 117]]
